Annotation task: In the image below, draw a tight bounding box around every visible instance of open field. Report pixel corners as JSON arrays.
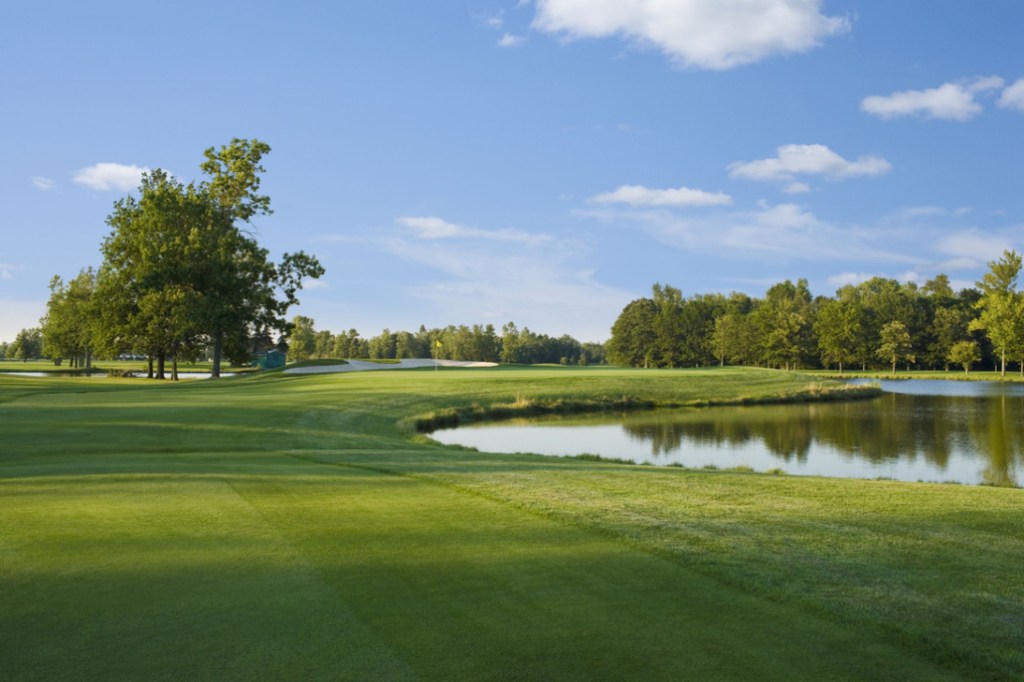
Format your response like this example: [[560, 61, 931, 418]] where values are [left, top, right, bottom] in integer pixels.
[[1, 366, 1021, 680]]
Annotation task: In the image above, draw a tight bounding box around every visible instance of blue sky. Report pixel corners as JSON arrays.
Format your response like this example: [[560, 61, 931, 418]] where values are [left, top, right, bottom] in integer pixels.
[[2, 1, 1022, 343]]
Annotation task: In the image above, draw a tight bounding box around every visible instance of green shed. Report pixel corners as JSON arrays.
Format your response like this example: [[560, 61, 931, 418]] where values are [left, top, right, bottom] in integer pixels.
[[254, 349, 286, 370]]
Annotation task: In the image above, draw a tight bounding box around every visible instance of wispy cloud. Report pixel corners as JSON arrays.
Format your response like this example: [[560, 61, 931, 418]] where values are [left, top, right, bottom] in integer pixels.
[[998, 78, 1024, 111], [826, 271, 882, 287], [396, 216, 550, 244], [589, 183, 732, 207], [498, 33, 526, 48], [579, 197, 1024, 295], [935, 229, 1014, 263], [728, 144, 891, 185], [30, 176, 54, 191], [532, 0, 850, 70], [73, 162, 150, 191], [577, 199, 993, 270], [301, 278, 329, 291], [861, 76, 1004, 121], [383, 223, 629, 341]]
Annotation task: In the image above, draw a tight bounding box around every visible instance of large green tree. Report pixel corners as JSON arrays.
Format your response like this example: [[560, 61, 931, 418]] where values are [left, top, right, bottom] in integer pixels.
[[196, 139, 324, 377], [94, 170, 204, 378], [95, 140, 324, 378]]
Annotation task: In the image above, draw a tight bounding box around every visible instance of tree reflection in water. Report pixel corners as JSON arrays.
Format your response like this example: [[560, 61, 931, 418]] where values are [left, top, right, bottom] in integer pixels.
[[616, 391, 1023, 486], [434, 383, 1024, 486]]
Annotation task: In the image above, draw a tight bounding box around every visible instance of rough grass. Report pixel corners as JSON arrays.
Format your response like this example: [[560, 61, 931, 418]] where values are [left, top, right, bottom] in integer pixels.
[[1, 366, 1020, 681], [810, 368, 1024, 382]]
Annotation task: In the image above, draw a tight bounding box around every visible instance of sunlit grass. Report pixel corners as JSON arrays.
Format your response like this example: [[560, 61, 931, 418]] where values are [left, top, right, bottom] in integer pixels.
[[1, 366, 1019, 680]]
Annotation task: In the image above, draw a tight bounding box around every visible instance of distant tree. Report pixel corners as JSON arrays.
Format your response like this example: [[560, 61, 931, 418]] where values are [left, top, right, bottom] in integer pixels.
[[607, 298, 659, 367], [677, 293, 723, 366], [877, 321, 914, 375], [921, 273, 955, 301], [331, 329, 365, 359], [288, 316, 317, 361], [927, 305, 973, 370], [10, 328, 43, 362], [970, 250, 1024, 376], [394, 330, 423, 359], [948, 340, 981, 375], [650, 283, 686, 367], [500, 322, 521, 364], [368, 329, 397, 359], [813, 297, 862, 374], [711, 313, 743, 367], [41, 269, 97, 368], [754, 279, 814, 370], [580, 342, 608, 366], [313, 330, 334, 359]]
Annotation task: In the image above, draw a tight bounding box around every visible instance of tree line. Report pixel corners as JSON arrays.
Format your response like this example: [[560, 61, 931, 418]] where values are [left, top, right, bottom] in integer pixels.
[[285, 317, 608, 366], [22, 139, 324, 379], [608, 251, 1024, 376]]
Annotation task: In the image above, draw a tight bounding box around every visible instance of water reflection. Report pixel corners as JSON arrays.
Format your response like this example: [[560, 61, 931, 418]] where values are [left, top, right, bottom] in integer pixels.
[[432, 383, 1024, 486]]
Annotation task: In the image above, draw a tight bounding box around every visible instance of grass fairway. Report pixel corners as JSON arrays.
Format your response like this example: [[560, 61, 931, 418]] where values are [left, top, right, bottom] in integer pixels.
[[1, 367, 1021, 680]]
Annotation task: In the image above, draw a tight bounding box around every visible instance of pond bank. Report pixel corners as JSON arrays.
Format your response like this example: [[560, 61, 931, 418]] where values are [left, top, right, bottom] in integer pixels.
[[410, 380, 881, 433]]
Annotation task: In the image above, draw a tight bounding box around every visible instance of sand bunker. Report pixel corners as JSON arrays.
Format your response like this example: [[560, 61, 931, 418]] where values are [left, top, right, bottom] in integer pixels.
[[283, 358, 498, 375]]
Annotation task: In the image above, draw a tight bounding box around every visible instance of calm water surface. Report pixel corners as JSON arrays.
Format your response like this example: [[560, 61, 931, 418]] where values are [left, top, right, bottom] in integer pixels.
[[431, 380, 1024, 486]]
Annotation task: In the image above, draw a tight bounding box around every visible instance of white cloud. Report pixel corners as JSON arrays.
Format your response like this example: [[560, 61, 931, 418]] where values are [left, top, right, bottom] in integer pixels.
[[998, 78, 1024, 111], [933, 257, 978, 272], [578, 200, 926, 268], [728, 144, 891, 184], [73, 162, 150, 191], [498, 33, 526, 48], [383, 227, 629, 342], [30, 176, 54, 191], [783, 182, 811, 194], [936, 230, 1013, 263], [620, 202, 866, 260], [0, 262, 22, 281], [396, 216, 551, 244], [589, 183, 732, 207], [532, 0, 850, 70], [861, 77, 1004, 121], [301, 278, 329, 291], [827, 272, 879, 287]]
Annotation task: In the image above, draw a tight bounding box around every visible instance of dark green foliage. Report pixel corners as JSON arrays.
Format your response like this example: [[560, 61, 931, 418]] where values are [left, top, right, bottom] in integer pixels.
[[607, 273, 1010, 373], [85, 140, 323, 379], [8, 328, 42, 361]]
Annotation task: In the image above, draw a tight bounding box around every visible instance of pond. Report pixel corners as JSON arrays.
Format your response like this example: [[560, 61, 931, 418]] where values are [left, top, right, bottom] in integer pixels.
[[430, 380, 1024, 487]]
